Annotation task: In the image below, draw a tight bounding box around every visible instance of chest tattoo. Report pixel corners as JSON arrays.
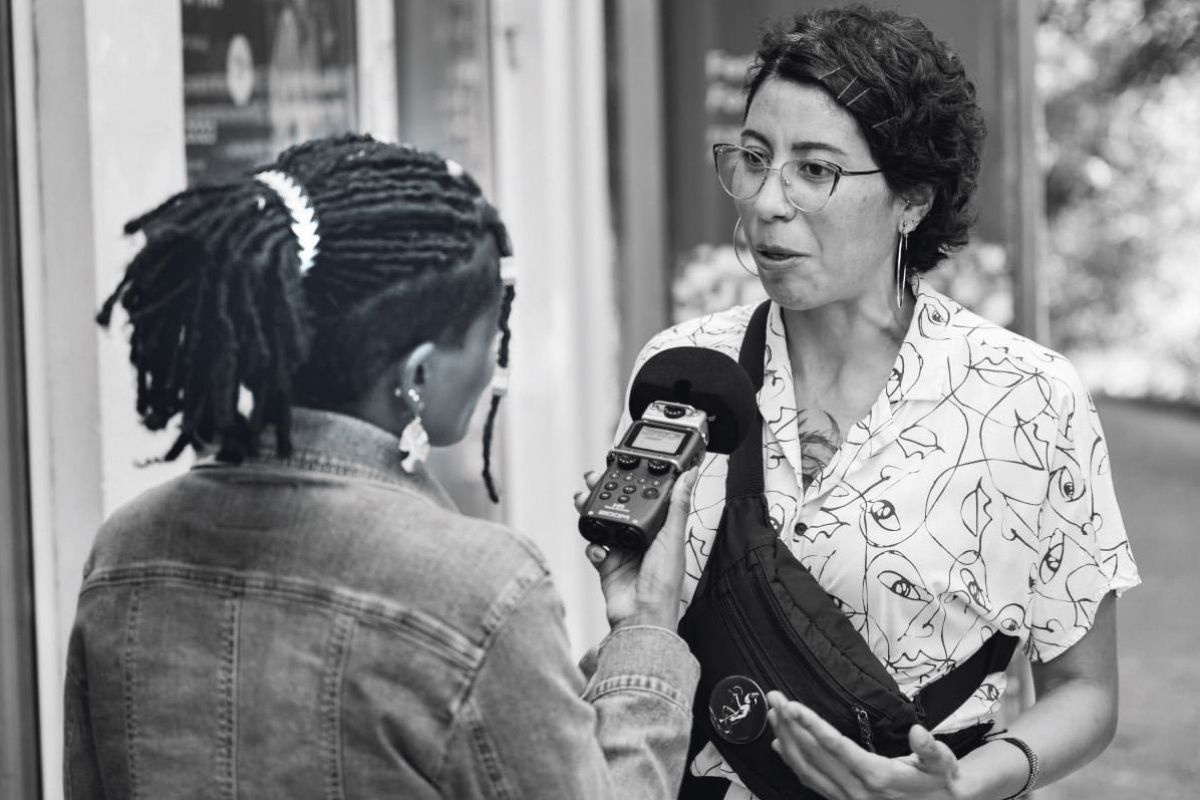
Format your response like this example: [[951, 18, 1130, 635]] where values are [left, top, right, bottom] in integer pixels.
[[796, 410, 842, 491]]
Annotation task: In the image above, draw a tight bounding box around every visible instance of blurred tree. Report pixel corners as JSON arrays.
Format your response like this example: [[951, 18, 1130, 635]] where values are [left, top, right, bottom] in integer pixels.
[[1039, 0, 1200, 401]]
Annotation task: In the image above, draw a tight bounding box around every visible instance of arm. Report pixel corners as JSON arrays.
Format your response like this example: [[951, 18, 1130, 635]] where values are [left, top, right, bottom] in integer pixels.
[[955, 589, 1118, 798], [439, 576, 699, 800], [64, 624, 106, 800], [764, 595, 1118, 800]]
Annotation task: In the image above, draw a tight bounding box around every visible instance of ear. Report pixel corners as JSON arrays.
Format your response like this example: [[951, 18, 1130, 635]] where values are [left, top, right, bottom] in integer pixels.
[[396, 341, 436, 407], [899, 185, 934, 228]]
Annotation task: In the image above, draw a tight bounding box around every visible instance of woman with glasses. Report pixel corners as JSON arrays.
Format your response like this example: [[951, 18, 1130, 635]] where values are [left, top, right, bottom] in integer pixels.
[[602, 6, 1139, 800], [67, 134, 701, 798]]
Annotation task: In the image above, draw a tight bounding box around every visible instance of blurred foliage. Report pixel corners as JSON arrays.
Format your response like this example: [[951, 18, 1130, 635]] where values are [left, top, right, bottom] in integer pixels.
[[1040, 0, 1200, 401]]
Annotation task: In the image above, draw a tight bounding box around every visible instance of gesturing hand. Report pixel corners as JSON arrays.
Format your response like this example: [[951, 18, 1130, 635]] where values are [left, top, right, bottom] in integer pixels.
[[766, 691, 968, 800], [574, 468, 697, 630]]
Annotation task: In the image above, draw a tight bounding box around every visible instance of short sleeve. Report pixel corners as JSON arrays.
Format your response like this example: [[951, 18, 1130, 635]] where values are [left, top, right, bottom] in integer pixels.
[[1026, 376, 1140, 662]]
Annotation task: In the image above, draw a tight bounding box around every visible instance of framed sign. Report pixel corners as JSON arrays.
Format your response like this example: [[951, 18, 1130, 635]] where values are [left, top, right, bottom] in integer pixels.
[[182, 0, 358, 183]]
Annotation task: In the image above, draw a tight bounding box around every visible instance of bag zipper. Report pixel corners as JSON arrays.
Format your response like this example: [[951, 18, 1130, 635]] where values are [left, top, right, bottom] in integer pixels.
[[854, 706, 876, 753], [747, 559, 893, 723], [719, 583, 879, 751]]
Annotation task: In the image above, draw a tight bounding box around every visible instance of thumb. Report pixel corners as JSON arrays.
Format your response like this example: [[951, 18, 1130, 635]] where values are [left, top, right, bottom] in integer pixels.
[[659, 468, 699, 543], [908, 725, 959, 777]]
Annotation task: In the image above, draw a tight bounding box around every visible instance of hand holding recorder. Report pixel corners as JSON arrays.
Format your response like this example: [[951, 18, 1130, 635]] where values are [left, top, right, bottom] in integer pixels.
[[575, 347, 757, 629]]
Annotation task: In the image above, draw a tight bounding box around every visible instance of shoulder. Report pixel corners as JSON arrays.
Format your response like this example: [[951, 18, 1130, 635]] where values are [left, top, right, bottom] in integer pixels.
[[921, 286, 1089, 410], [634, 303, 760, 368]]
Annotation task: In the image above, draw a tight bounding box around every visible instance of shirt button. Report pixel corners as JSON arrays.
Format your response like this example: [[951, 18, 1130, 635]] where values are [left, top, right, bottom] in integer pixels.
[[794, 522, 808, 535]]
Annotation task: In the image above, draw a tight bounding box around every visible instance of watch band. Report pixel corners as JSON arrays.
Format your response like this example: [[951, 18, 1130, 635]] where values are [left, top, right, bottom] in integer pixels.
[[995, 735, 1040, 799]]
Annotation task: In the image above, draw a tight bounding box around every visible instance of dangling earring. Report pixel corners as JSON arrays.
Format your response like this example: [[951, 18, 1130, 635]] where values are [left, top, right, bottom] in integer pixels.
[[895, 221, 913, 310], [395, 386, 430, 472], [733, 218, 758, 276]]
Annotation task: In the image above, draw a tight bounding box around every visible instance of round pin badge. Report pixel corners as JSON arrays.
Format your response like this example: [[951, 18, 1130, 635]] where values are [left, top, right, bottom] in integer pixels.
[[709, 674, 768, 744]]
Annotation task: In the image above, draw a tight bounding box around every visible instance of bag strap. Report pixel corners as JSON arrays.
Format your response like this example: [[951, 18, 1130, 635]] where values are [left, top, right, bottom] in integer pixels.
[[915, 631, 1019, 728], [725, 297, 1021, 730], [726, 300, 772, 499]]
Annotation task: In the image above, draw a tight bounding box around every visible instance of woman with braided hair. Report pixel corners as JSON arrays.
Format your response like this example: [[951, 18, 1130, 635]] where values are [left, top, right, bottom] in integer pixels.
[[65, 134, 700, 798]]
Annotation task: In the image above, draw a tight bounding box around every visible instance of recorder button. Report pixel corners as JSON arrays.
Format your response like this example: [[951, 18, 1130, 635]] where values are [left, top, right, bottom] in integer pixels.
[[599, 492, 612, 501], [642, 487, 660, 499], [647, 459, 671, 475], [616, 454, 641, 470], [662, 404, 687, 419], [615, 495, 629, 505], [603, 481, 619, 491]]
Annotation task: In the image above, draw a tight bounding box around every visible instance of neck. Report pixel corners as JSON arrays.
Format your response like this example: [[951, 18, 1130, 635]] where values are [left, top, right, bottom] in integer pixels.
[[780, 281, 914, 394]]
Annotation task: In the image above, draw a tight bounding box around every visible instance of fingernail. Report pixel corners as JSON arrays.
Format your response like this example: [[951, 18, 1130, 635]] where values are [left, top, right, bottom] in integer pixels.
[[586, 545, 607, 563]]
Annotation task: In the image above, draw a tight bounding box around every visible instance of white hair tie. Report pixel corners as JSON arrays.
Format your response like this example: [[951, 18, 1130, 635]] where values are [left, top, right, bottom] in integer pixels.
[[255, 169, 321, 274]]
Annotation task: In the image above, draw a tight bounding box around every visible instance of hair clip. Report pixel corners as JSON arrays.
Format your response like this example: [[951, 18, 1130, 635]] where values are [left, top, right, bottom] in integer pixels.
[[815, 65, 844, 81], [255, 170, 320, 275], [845, 87, 871, 108], [835, 76, 859, 101], [870, 116, 897, 130]]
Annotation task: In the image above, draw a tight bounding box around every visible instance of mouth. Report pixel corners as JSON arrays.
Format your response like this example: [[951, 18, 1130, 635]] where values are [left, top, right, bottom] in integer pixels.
[[754, 244, 808, 267]]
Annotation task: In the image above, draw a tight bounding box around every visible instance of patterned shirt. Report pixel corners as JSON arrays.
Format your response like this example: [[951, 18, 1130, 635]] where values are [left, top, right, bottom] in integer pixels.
[[617, 282, 1140, 796]]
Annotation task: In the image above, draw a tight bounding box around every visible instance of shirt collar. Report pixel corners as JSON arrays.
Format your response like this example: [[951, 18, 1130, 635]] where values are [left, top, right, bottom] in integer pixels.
[[204, 407, 457, 511], [757, 279, 957, 465]]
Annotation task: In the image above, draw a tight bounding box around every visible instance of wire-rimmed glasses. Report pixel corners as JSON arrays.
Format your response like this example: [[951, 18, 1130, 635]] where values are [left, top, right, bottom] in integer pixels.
[[712, 143, 883, 213]]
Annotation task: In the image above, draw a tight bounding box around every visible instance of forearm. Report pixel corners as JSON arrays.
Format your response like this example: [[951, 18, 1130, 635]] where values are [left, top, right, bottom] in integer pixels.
[[957, 675, 1117, 800], [583, 625, 700, 797]]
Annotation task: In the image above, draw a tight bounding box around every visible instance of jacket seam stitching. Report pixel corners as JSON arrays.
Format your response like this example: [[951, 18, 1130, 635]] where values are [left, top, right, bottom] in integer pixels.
[[323, 614, 355, 800], [122, 586, 143, 800], [81, 566, 480, 669], [434, 570, 551, 789]]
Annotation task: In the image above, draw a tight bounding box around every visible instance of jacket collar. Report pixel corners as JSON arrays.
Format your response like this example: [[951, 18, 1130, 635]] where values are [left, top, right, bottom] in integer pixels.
[[199, 407, 458, 511]]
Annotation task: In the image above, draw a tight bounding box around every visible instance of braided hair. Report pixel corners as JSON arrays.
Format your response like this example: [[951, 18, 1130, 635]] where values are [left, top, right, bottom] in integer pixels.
[[97, 134, 515, 500]]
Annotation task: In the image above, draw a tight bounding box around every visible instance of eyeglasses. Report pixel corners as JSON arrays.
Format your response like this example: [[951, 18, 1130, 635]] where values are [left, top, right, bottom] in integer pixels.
[[712, 143, 883, 213]]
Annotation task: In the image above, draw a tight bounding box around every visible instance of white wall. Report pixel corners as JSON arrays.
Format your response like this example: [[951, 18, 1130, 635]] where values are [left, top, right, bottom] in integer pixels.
[[489, 0, 617, 655]]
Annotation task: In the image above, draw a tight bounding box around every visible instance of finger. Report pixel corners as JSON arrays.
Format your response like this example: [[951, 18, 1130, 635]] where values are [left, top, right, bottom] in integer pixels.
[[593, 544, 639, 584], [585, 543, 609, 570], [781, 701, 881, 790], [655, 467, 698, 551], [908, 724, 959, 778], [770, 727, 853, 800], [574, 472, 603, 513]]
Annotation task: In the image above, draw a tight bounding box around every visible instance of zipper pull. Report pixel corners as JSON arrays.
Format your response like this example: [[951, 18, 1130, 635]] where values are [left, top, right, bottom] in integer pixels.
[[854, 706, 876, 753], [914, 693, 928, 724]]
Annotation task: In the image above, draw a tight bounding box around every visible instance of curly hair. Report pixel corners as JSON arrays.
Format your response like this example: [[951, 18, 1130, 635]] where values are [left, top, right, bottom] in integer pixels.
[[98, 134, 515, 500], [745, 5, 985, 273]]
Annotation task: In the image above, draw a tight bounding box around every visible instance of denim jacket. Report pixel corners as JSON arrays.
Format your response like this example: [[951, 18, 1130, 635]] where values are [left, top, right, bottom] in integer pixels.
[[65, 408, 699, 799]]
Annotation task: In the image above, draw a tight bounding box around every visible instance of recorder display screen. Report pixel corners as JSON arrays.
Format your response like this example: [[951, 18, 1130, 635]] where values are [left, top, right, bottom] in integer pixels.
[[629, 425, 686, 455]]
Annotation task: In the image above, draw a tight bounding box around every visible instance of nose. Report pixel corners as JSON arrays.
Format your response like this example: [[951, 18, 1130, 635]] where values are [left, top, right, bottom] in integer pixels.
[[751, 166, 796, 222]]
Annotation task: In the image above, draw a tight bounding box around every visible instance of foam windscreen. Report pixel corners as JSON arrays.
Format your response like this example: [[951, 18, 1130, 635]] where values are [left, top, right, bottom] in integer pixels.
[[628, 347, 758, 455]]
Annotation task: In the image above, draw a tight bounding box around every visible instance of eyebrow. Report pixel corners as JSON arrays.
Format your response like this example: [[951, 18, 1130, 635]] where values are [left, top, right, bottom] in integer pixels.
[[741, 129, 850, 159]]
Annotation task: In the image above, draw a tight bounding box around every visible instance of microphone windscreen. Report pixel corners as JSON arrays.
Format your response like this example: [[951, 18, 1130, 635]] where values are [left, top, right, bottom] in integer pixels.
[[629, 347, 757, 455]]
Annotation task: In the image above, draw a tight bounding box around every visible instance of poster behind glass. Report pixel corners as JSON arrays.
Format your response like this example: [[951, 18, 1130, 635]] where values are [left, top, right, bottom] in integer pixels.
[[182, 0, 358, 184]]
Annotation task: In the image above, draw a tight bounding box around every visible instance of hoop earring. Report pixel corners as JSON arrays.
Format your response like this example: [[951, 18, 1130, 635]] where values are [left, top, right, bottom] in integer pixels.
[[895, 227, 910, 310], [396, 387, 430, 472], [733, 218, 758, 276]]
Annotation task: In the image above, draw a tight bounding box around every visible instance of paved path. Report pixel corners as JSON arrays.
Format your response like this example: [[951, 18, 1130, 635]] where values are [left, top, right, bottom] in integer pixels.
[[1038, 399, 1200, 799]]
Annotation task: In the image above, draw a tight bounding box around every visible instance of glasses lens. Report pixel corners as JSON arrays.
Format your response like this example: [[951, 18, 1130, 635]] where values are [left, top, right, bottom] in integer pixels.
[[781, 160, 838, 212], [715, 146, 767, 200]]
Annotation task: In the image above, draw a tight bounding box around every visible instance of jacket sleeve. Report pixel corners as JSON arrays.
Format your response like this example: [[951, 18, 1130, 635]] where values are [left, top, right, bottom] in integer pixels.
[[438, 573, 699, 799], [63, 622, 106, 800]]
